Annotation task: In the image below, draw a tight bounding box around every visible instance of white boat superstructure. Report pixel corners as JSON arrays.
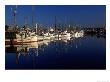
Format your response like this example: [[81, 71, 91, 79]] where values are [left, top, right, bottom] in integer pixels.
[[43, 33, 55, 40], [61, 30, 71, 40], [16, 31, 38, 43], [74, 30, 84, 38], [43, 32, 51, 40]]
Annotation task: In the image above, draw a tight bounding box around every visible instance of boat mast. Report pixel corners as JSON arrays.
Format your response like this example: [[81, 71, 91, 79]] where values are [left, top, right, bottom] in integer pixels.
[[54, 16, 57, 33], [24, 16, 28, 27], [12, 5, 17, 29], [32, 6, 35, 28]]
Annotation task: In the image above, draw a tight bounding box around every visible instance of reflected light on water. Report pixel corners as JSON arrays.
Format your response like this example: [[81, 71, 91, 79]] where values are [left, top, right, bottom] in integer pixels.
[[5, 35, 106, 69]]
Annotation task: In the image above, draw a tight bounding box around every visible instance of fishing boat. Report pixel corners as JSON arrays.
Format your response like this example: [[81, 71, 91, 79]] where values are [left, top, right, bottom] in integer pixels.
[[61, 30, 71, 40], [43, 28, 55, 40], [74, 30, 84, 38], [5, 30, 38, 45], [5, 5, 45, 45]]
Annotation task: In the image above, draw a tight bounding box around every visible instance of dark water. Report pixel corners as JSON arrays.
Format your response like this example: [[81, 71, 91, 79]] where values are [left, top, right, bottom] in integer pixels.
[[5, 36, 106, 70]]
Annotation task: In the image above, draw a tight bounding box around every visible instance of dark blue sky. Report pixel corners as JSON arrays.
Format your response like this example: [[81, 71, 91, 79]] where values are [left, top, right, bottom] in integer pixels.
[[5, 5, 106, 27]]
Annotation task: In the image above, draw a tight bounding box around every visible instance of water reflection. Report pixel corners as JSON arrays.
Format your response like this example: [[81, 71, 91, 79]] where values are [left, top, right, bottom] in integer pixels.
[[5, 35, 106, 69], [6, 40, 48, 62]]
